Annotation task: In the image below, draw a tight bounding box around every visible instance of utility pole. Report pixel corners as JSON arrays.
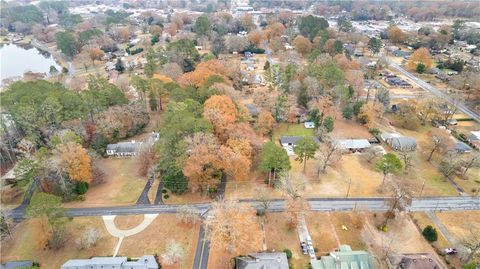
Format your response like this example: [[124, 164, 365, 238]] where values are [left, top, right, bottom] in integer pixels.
[[419, 179, 426, 197], [346, 178, 352, 198]]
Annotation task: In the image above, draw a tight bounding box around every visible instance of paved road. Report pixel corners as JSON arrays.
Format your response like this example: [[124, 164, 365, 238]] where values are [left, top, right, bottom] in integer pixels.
[[10, 196, 479, 219], [387, 61, 480, 122], [192, 224, 210, 269]]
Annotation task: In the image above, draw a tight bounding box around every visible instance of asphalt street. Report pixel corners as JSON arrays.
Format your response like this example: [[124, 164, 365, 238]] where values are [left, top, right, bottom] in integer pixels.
[[388, 61, 480, 122], [11, 196, 480, 219]]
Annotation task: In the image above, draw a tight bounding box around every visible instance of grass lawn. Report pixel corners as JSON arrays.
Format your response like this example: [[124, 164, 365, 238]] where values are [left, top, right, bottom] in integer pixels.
[[436, 211, 480, 240], [305, 212, 340, 254], [119, 214, 199, 269], [272, 123, 314, 142], [264, 213, 310, 268], [0, 217, 115, 268], [451, 168, 480, 195], [410, 212, 450, 249], [66, 158, 146, 207]]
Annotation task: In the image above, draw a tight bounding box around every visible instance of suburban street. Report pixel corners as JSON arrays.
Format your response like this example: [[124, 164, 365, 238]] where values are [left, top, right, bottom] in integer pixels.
[[10, 196, 480, 219], [387, 60, 480, 122]]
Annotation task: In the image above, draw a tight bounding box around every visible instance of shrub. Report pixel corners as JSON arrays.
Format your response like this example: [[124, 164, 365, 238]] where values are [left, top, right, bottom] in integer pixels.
[[163, 194, 170, 199], [416, 63, 426, 73], [283, 248, 292, 259], [76, 182, 89, 195], [422, 225, 438, 242], [463, 262, 477, 269], [368, 128, 381, 136], [162, 189, 168, 194]]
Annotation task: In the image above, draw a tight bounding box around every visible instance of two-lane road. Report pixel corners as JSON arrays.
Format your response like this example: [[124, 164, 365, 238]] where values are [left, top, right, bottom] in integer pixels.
[[387, 61, 480, 122], [10, 196, 480, 219]]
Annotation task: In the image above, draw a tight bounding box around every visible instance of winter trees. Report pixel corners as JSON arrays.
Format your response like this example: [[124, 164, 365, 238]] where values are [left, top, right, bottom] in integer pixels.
[[387, 26, 406, 44], [76, 227, 102, 250], [318, 137, 341, 174], [293, 35, 313, 55], [162, 240, 186, 266], [205, 200, 261, 254], [426, 129, 454, 161]]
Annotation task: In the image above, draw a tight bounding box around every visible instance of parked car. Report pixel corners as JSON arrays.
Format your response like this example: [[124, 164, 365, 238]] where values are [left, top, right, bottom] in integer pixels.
[[308, 246, 316, 259], [300, 242, 308, 255], [445, 248, 457, 255]]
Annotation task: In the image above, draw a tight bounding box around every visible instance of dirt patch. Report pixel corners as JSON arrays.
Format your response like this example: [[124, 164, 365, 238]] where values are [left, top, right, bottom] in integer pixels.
[[119, 214, 199, 269], [163, 191, 212, 204], [331, 119, 372, 139], [435, 211, 480, 240], [0, 217, 114, 268], [113, 215, 145, 230], [305, 212, 339, 254]]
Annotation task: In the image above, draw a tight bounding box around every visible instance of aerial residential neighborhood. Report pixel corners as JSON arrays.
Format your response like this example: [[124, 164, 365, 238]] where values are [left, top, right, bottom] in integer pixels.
[[0, 0, 479, 269]]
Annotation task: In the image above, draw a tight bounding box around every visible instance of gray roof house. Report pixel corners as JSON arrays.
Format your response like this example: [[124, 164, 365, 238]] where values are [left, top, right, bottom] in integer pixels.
[[389, 137, 417, 151], [61, 255, 158, 269], [311, 245, 374, 269], [106, 141, 144, 157], [236, 252, 289, 269], [245, 104, 260, 117], [455, 141, 472, 153], [1, 261, 34, 269], [335, 139, 371, 152], [106, 132, 159, 157]]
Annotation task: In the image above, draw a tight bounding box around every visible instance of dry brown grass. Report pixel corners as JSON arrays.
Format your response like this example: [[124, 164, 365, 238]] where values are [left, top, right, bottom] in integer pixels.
[[66, 158, 146, 207], [113, 215, 145, 230], [118, 214, 199, 269], [0, 217, 115, 268]]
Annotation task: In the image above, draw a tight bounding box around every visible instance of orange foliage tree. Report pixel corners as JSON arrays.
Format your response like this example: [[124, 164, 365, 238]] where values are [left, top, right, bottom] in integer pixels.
[[293, 35, 313, 56], [88, 48, 105, 64], [203, 95, 237, 131], [178, 60, 228, 87], [255, 110, 276, 136], [183, 144, 222, 193], [218, 146, 251, 181], [247, 30, 264, 46], [407, 47, 433, 70], [57, 142, 92, 183], [387, 26, 406, 44]]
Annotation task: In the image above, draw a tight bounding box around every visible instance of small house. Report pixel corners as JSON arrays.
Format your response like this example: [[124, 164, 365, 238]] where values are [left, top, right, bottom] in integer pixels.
[[1, 261, 34, 269], [335, 139, 371, 153], [280, 136, 320, 156], [455, 141, 472, 153], [468, 131, 480, 149], [236, 252, 289, 269], [304, 122, 315, 129], [61, 256, 158, 269], [389, 137, 417, 151], [106, 141, 143, 157]]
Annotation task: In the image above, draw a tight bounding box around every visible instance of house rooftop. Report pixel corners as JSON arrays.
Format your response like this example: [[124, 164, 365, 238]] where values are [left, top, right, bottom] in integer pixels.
[[61, 256, 158, 269], [311, 245, 374, 269], [236, 252, 289, 269], [335, 139, 371, 150], [280, 136, 320, 145]]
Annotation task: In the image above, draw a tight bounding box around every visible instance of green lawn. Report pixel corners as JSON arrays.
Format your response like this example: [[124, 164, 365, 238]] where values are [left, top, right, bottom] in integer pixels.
[[272, 123, 314, 142]]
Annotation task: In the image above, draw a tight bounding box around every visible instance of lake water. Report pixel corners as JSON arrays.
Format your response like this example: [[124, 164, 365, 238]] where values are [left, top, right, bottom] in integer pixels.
[[0, 43, 61, 85]]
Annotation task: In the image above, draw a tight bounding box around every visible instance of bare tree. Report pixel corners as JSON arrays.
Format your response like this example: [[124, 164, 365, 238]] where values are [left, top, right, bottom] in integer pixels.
[[256, 187, 271, 217], [317, 137, 341, 175], [462, 152, 480, 177], [460, 228, 480, 263], [161, 240, 185, 265], [75, 227, 102, 250], [364, 146, 384, 164], [176, 205, 200, 225], [205, 200, 261, 254], [439, 151, 462, 178], [383, 184, 412, 226], [285, 196, 310, 229], [0, 210, 14, 240], [398, 152, 414, 174], [426, 129, 454, 161]]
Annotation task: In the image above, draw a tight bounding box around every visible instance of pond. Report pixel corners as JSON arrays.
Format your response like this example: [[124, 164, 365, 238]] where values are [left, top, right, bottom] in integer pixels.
[[0, 43, 62, 86]]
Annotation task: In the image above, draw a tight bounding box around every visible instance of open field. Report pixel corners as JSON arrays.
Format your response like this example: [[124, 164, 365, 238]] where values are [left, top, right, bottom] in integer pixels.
[[66, 158, 146, 207], [435, 211, 480, 240], [118, 214, 199, 269], [264, 213, 310, 268], [272, 123, 314, 142], [0, 217, 115, 268]]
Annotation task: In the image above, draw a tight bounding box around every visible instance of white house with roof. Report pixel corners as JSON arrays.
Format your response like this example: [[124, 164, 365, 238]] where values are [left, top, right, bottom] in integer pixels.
[[380, 132, 417, 151], [106, 132, 159, 157], [61, 256, 158, 269], [335, 139, 371, 153]]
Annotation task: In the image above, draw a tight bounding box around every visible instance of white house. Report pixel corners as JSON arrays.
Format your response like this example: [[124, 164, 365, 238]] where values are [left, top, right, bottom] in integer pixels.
[[304, 122, 315, 129]]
